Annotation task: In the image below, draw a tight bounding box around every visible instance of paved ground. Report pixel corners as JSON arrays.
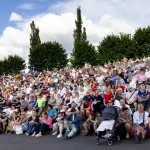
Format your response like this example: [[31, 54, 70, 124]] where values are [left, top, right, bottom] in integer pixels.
[[0, 134, 150, 150]]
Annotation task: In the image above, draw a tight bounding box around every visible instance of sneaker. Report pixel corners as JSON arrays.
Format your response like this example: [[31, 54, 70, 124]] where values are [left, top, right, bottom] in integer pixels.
[[25, 133, 29, 136], [57, 134, 62, 138], [52, 132, 57, 136], [35, 133, 42, 137], [31, 132, 36, 137]]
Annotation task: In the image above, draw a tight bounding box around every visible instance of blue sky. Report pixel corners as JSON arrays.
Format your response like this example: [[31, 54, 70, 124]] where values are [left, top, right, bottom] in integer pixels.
[[0, 0, 66, 33], [0, 0, 150, 60]]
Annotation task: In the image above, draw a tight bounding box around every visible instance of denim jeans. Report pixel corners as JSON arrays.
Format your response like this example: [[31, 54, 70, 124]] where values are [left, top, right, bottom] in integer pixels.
[[66, 124, 77, 138], [26, 122, 37, 135], [35, 123, 49, 134]]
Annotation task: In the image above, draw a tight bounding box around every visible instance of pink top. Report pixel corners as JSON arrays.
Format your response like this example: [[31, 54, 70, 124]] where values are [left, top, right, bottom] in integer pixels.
[[40, 116, 53, 129]]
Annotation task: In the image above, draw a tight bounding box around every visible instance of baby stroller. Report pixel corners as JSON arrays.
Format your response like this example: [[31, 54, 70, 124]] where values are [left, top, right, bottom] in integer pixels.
[[96, 105, 120, 146]]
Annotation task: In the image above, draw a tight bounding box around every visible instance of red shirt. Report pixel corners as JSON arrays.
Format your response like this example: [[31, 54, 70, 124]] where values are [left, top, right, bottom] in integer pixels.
[[104, 91, 114, 104], [91, 83, 98, 89]]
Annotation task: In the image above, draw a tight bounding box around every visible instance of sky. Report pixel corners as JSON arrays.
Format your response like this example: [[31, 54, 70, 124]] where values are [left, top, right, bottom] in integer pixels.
[[0, 0, 150, 61]]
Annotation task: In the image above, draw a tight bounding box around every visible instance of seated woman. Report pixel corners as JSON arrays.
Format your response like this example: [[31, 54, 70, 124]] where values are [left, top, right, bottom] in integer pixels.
[[6, 111, 17, 133], [33, 112, 53, 137], [9, 111, 23, 134], [52, 112, 64, 138], [83, 113, 97, 136], [20, 111, 29, 132], [118, 107, 132, 139], [25, 110, 39, 136], [81, 100, 91, 120]]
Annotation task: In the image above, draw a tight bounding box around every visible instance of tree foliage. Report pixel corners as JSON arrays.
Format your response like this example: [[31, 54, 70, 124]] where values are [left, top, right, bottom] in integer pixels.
[[98, 27, 150, 65], [0, 55, 25, 75], [132, 26, 150, 58], [29, 21, 41, 64], [30, 42, 68, 71], [71, 7, 98, 67]]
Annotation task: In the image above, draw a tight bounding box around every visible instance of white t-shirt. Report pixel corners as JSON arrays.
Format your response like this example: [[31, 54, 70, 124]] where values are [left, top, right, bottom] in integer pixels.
[[26, 87, 32, 94], [126, 91, 137, 103], [133, 111, 149, 125], [145, 71, 150, 78], [3, 108, 12, 116]]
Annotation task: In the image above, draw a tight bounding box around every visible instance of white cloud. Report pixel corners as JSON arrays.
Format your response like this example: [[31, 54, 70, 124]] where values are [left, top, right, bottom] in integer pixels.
[[18, 3, 34, 10], [1, 0, 150, 60], [9, 12, 23, 22]]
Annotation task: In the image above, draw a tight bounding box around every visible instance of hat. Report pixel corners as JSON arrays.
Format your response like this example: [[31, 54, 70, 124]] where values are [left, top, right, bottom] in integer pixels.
[[121, 107, 128, 112]]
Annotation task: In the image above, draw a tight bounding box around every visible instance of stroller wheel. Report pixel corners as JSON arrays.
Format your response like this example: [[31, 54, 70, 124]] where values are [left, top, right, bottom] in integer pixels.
[[116, 135, 121, 141], [96, 138, 100, 145], [107, 140, 113, 146]]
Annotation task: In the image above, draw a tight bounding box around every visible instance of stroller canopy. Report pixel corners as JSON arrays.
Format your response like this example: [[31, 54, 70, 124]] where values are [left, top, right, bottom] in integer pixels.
[[102, 106, 118, 120]]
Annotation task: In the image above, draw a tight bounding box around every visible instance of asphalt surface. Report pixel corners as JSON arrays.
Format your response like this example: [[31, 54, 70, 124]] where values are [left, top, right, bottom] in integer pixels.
[[0, 134, 150, 150]]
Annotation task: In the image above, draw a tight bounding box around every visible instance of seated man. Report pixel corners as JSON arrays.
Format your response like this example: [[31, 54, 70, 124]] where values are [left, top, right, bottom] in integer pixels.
[[64, 108, 81, 139], [133, 103, 149, 143], [118, 107, 132, 139], [83, 113, 97, 136]]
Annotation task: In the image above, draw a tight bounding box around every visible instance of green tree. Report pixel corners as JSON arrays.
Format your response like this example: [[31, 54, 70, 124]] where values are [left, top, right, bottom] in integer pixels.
[[98, 33, 135, 64], [0, 55, 25, 75], [98, 35, 121, 64], [119, 33, 134, 59], [29, 21, 41, 65], [82, 27, 87, 41], [30, 21, 41, 50], [71, 7, 98, 67], [73, 7, 83, 43], [132, 26, 150, 58], [71, 41, 98, 67], [30, 42, 68, 71]]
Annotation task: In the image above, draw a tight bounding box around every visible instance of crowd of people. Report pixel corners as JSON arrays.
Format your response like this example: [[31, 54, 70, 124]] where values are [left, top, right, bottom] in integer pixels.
[[0, 58, 150, 144]]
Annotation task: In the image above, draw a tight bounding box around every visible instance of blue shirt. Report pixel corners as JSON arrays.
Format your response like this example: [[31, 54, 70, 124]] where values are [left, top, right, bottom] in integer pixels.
[[47, 109, 57, 117]]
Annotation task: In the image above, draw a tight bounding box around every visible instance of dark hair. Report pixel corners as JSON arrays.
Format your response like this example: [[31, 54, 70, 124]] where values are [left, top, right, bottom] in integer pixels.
[[43, 112, 48, 116], [138, 102, 144, 106], [121, 107, 128, 112], [48, 104, 53, 109]]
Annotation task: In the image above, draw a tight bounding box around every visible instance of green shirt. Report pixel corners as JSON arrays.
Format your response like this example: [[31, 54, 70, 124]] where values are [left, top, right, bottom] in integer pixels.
[[37, 98, 45, 108]]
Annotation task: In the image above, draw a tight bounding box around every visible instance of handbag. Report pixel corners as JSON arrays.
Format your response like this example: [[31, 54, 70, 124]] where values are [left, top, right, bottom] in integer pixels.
[[14, 125, 23, 135], [138, 96, 148, 102]]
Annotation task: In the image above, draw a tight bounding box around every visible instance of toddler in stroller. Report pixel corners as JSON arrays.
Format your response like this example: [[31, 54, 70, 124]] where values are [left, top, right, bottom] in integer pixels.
[[96, 105, 120, 146]]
